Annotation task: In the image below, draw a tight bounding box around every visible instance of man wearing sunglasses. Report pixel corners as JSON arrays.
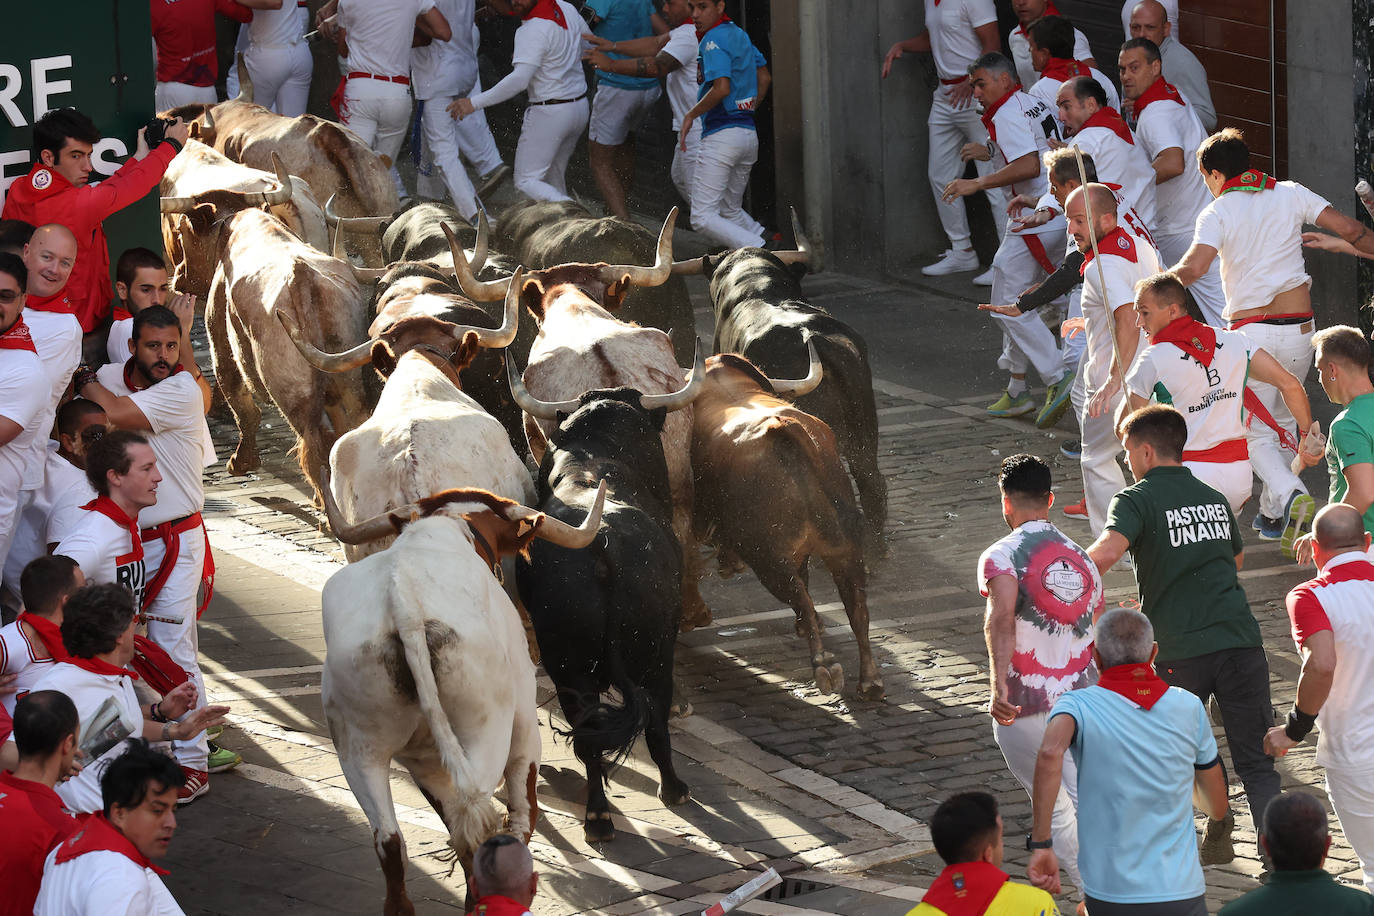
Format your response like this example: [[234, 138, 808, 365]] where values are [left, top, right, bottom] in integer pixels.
[[0, 253, 46, 590]]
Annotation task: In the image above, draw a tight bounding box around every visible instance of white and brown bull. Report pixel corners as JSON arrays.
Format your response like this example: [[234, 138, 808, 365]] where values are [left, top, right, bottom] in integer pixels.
[[479, 209, 714, 629], [279, 262, 530, 563], [318, 477, 606, 916], [691, 351, 884, 700]]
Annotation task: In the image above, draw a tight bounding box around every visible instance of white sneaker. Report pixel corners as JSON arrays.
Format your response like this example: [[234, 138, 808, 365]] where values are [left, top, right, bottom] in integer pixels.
[[921, 248, 979, 276], [972, 267, 994, 286]]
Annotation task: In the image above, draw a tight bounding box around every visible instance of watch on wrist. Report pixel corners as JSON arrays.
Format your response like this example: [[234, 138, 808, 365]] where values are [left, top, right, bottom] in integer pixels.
[[1026, 835, 1054, 850]]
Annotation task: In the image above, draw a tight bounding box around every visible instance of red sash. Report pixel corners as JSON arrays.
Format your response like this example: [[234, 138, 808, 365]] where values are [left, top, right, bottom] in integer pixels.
[[55, 812, 168, 876], [81, 497, 144, 565], [1220, 170, 1277, 194], [524, 0, 568, 28], [1134, 76, 1185, 116], [141, 513, 216, 617], [1080, 106, 1134, 145], [920, 861, 1009, 916], [64, 656, 139, 680], [0, 316, 37, 352], [1097, 662, 1169, 710], [17, 611, 69, 662], [1183, 439, 1249, 463], [1079, 226, 1138, 274], [1040, 58, 1090, 83]]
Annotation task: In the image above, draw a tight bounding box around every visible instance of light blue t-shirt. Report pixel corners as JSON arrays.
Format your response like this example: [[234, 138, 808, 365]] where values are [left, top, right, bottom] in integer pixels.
[[696, 19, 767, 137], [1050, 685, 1218, 904], [587, 0, 658, 91]]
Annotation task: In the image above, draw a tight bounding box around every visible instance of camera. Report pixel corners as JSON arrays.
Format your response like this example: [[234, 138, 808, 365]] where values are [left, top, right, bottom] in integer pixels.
[[142, 115, 176, 147]]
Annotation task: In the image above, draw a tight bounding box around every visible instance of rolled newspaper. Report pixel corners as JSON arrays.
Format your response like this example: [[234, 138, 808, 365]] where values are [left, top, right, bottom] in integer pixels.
[[700, 868, 782, 916], [1291, 421, 1326, 474]]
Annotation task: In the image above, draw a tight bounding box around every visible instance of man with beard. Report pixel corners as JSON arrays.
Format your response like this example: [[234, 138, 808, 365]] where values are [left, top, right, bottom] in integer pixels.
[[105, 249, 174, 366], [0, 253, 44, 582]]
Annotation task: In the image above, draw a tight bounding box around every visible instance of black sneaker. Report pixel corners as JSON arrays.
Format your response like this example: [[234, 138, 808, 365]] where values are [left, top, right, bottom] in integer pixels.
[[1060, 439, 1082, 459], [1200, 811, 1235, 865]]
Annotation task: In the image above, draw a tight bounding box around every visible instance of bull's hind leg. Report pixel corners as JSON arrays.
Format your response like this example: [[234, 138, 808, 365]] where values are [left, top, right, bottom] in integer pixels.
[[502, 704, 543, 841], [645, 670, 690, 807], [826, 552, 883, 701], [333, 736, 415, 916], [751, 561, 842, 695], [206, 284, 262, 475], [559, 689, 616, 842]]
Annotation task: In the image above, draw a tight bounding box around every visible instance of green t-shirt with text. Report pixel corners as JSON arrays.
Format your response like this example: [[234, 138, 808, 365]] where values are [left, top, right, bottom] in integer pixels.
[[1105, 465, 1261, 662], [1325, 391, 1374, 535]]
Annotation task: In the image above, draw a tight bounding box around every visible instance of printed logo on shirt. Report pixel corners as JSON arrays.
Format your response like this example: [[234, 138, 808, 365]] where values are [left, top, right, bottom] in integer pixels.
[[116, 554, 146, 610], [1116, 234, 1131, 251], [1165, 503, 1232, 547], [1041, 558, 1087, 604], [31, 169, 52, 191]]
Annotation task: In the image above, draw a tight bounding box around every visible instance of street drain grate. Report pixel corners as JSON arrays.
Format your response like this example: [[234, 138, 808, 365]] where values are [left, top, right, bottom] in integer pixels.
[[760, 876, 826, 902]]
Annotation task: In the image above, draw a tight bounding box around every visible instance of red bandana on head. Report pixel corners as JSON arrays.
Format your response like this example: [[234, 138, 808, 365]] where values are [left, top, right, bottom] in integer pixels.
[[1134, 76, 1184, 116], [17, 611, 69, 662], [0, 316, 37, 352], [55, 812, 166, 875], [1080, 106, 1134, 145], [1220, 169, 1277, 194], [920, 862, 1010, 916], [979, 85, 1023, 138], [522, 0, 567, 29], [1096, 662, 1169, 709], [1079, 226, 1138, 274], [1040, 58, 1090, 83], [696, 11, 732, 37]]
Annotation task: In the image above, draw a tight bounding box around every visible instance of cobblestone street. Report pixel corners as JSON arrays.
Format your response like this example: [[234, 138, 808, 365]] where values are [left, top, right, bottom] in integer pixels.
[[169, 264, 1365, 915]]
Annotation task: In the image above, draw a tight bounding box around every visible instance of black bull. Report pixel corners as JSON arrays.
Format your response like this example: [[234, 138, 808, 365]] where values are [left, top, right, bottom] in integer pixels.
[[708, 249, 889, 553]]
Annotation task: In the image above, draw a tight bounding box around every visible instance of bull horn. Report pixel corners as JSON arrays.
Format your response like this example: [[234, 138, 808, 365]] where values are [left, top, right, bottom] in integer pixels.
[[524, 481, 608, 549], [601, 206, 677, 289], [669, 255, 705, 276], [505, 350, 580, 420], [332, 224, 346, 259], [319, 467, 411, 544], [276, 310, 374, 373], [244, 152, 293, 206], [447, 221, 509, 302], [160, 193, 198, 213], [201, 108, 215, 133], [766, 340, 823, 396], [351, 265, 389, 283], [772, 207, 812, 267], [324, 193, 389, 233], [639, 338, 705, 412], [450, 265, 520, 348], [234, 52, 254, 103], [471, 208, 490, 274]]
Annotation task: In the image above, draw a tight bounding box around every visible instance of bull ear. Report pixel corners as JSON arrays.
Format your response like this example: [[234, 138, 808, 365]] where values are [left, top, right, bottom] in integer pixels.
[[451, 329, 481, 373], [188, 202, 218, 232], [369, 340, 395, 377], [520, 278, 547, 322], [555, 409, 570, 426], [647, 406, 667, 432], [602, 273, 632, 312]]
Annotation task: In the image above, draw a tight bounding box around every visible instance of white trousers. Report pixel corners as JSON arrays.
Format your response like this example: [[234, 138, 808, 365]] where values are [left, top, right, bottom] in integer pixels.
[[1327, 764, 1374, 892], [418, 97, 480, 219], [0, 487, 32, 603], [514, 97, 589, 202], [240, 42, 313, 117], [1158, 230, 1226, 328], [2, 488, 43, 605], [928, 88, 1007, 249], [417, 76, 504, 201], [155, 82, 217, 112], [1236, 321, 1312, 518], [144, 526, 209, 771], [1076, 374, 1127, 537], [992, 228, 1067, 386], [671, 122, 702, 202], [1184, 459, 1252, 515], [691, 126, 765, 249], [342, 82, 413, 168], [994, 712, 1085, 898]]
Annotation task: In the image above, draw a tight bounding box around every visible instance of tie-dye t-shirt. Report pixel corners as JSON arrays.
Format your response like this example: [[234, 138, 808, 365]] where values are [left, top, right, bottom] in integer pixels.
[[978, 520, 1101, 715]]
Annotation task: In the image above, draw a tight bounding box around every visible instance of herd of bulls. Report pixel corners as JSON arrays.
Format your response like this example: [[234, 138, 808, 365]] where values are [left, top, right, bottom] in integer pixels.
[[158, 84, 890, 915]]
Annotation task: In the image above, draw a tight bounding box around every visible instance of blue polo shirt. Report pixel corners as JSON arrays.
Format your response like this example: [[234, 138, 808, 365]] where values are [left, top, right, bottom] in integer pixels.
[[587, 0, 658, 91], [696, 19, 767, 136], [1050, 685, 1218, 904]]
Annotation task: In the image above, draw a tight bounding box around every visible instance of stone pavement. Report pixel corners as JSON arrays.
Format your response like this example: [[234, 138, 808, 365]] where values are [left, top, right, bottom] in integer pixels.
[[168, 265, 1367, 915]]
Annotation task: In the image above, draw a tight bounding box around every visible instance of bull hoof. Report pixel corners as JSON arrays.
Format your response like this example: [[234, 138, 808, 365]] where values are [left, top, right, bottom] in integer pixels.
[[227, 450, 260, 476], [583, 810, 616, 843], [814, 665, 835, 695], [659, 780, 692, 807], [856, 679, 885, 702], [827, 662, 845, 694], [670, 700, 694, 719], [716, 552, 748, 578], [678, 605, 713, 633]]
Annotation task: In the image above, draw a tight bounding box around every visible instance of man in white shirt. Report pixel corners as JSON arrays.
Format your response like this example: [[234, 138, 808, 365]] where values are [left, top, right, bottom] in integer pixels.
[[450, 0, 589, 203], [1024, 16, 1120, 135], [43, 400, 106, 555], [0, 556, 83, 715], [1127, 1, 1214, 131], [105, 252, 171, 366], [0, 254, 45, 582], [1007, 0, 1094, 90], [1118, 38, 1224, 326], [1172, 128, 1374, 544], [74, 306, 226, 797], [944, 53, 1074, 426], [416, 22, 510, 204], [241, 0, 313, 116], [883, 0, 1004, 281], [411, 0, 485, 222], [1058, 77, 1158, 231]]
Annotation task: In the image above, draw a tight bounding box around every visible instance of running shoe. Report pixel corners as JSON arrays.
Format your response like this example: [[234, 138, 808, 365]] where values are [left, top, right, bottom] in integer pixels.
[[921, 247, 979, 276], [207, 742, 242, 774], [178, 767, 209, 805], [1060, 439, 1082, 460], [475, 164, 511, 199], [987, 390, 1035, 418], [1062, 497, 1088, 519], [1036, 370, 1076, 428], [1199, 811, 1236, 865], [1253, 512, 1282, 540], [1280, 492, 1316, 558], [205, 725, 223, 742], [972, 267, 994, 286]]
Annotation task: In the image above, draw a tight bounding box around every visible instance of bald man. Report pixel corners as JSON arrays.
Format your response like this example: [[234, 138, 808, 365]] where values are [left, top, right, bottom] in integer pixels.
[[467, 835, 538, 916], [1128, 1, 1214, 132], [1270, 503, 1374, 891]]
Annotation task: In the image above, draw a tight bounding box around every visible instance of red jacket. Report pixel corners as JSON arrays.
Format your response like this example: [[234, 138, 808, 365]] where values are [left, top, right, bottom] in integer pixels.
[[151, 0, 252, 86], [0, 770, 80, 916], [1, 142, 180, 333]]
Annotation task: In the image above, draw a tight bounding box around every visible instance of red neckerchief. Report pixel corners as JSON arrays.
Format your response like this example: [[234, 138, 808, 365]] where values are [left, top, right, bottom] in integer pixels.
[[1220, 169, 1277, 194], [17, 611, 69, 662], [24, 287, 74, 314], [1152, 315, 1215, 366], [55, 811, 166, 875], [1097, 662, 1169, 709], [979, 85, 1023, 138], [1079, 226, 1138, 274], [63, 655, 140, 680], [113, 304, 133, 322], [468, 894, 533, 916], [522, 0, 567, 29], [122, 357, 183, 393], [0, 316, 37, 352], [1040, 58, 1090, 83], [81, 496, 144, 565], [920, 861, 1009, 916], [1134, 76, 1184, 116], [1015, 1, 1061, 37], [1080, 106, 1134, 144], [697, 12, 732, 37]]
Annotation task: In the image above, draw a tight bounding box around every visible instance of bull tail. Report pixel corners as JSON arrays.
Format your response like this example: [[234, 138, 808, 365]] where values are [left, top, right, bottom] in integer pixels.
[[387, 571, 501, 852], [773, 416, 864, 551]]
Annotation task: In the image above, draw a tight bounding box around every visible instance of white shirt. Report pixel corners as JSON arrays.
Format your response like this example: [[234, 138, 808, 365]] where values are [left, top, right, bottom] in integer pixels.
[[248, 1, 305, 47], [337, 0, 436, 80], [1080, 231, 1161, 392], [1026, 67, 1122, 137], [56, 508, 146, 608], [1126, 328, 1253, 453], [45, 445, 98, 548], [1192, 180, 1332, 319], [29, 663, 143, 814], [511, 2, 586, 103], [1132, 87, 1210, 240], [1122, 0, 1179, 39], [1008, 24, 1092, 91], [35, 844, 185, 916], [1049, 186, 1157, 258], [926, 0, 997, 83], [21, 308, 83, 491], [1070, 117, 1158, 231], [0, 618, 59, 716], [663, 22, 699, 129], [97, 364, 211, 527], [986, 90, 1063, 235], [410, 0, 477, 100], [0, 345, 45, 501], [105, 316, 134, 365]]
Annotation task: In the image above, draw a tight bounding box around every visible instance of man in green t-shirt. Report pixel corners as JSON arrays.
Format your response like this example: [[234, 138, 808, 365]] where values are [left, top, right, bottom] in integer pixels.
[[1298, 326, 1374, 539], [1087, 404, 1279, 865]]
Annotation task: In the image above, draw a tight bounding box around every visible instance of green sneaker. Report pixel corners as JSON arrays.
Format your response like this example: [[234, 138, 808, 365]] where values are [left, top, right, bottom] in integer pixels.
[[1036, 370, 1076, 428], [987, 389, 1035, 418], [205, 725, 223, 742], [207, 742, 242, 774], [1280, 492, 1316, 559]]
